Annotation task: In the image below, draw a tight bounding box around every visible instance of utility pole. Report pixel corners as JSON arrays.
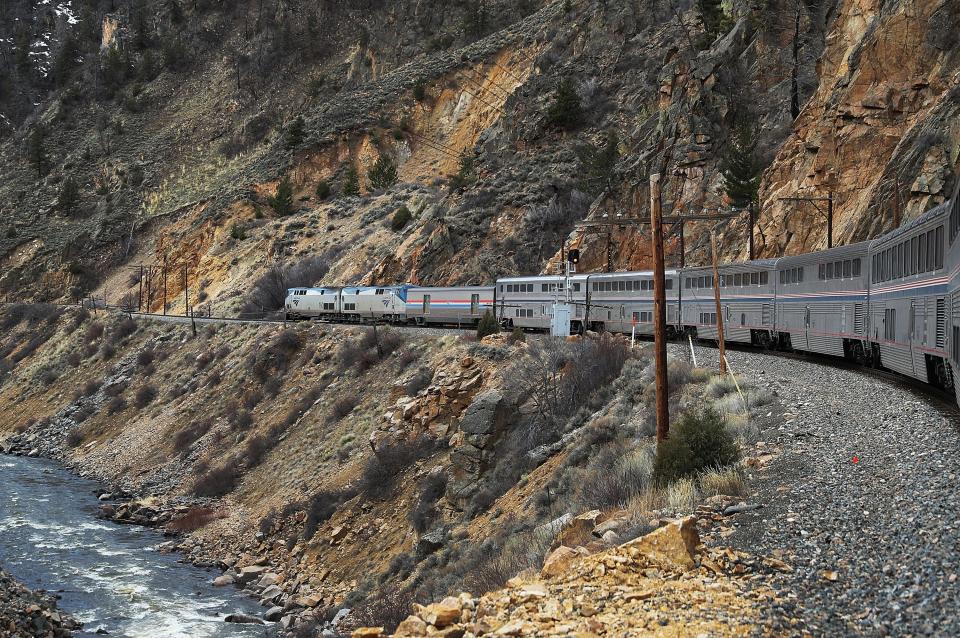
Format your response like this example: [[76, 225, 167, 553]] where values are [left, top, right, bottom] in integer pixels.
[[182, 266, 189, 317], [711, 231, 727, 375], [649, 173, 669, 443], [748, 202, 756, 261], [138, 264, 144, 312]]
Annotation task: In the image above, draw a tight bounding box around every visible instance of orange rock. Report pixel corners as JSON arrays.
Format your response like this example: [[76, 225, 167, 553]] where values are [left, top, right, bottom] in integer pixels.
[[541, 545, 590, 578], [622, 515, 700, 571]]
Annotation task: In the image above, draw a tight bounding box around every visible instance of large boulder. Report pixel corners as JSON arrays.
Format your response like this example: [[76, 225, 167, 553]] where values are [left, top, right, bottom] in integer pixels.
[[458, 390, 508, 438], [541, 545, 591, 578], [622, 516, 700, 571]]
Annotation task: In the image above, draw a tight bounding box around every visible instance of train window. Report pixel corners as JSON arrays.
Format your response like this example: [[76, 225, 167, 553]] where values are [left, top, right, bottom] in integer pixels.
[[789, 268, 797, 284], [323, 303, 335, 310], [904, 240, 912, 275], [843, 260, 852, 278], [825, 262, 833, 279], [375, 289, 384, 295], [733, 273, 741, 286], [760, 271, 768, 285], [852, 258, 861, 277], [926, 231, 935, 271], [626, 280, 634, 292], [935, 225, 944, 269], [344, 303, 357, 311], [666, 279, 674, 290], [685, 278, 691, 289], [500, 285, 504, 293], [884, 309, 896, 341], [618, 281, 625, 291], [541, 284, 548, 292], [751, 272, 759, 285], [699, 312, 717, 325], [819, 264, 826, 280], [573, 283, 581, 292]]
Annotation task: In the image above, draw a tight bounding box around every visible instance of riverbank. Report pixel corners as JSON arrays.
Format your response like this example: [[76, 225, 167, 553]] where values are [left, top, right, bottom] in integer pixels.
[[0, 566, 79, 638]]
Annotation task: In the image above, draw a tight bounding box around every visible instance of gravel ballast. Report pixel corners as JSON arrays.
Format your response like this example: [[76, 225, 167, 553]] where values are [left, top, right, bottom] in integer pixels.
[[684, 344, 960, 636]]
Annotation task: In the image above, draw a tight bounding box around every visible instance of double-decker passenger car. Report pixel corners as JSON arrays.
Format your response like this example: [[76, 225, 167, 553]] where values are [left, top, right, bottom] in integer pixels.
[[948, 185, 960, 405], [775, 244, 870, 359], [867, 205, 951, 386], [680, 260, 777, 345], [496, 275, 589, 331], [405, 286, 496, 326], [587, 271, 681, 336]]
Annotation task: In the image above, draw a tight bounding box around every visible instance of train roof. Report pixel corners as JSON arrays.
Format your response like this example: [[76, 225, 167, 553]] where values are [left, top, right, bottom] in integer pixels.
[[869, 200, 950, 249], [587, 269, 679, 278], [680, 258, 778, 273], [776, 241, 870, 265]]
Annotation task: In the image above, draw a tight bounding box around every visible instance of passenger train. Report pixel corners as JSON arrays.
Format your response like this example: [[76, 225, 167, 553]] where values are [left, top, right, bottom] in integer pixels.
[[286, 192, 960, 408]]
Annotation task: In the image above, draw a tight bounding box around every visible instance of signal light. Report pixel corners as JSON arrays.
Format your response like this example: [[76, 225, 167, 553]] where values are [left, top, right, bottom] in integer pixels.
[[568, 249, 580, 264]]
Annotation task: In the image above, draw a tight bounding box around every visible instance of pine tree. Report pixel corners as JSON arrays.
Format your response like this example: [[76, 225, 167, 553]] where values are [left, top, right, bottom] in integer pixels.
[[697, 0, 727, 40], [25, 127, 48, 177], [368, 155, 398, 191], [285, 116, 305, 149], [577, 129, 619, 195], [341, 165, 360, 197], [547, 79, 582, 129], [51, 35, 80, 87], [57, 176, 81, 215], [449, 152, 476, 192], [720, 124, 762, 208], [268, 176, 295, 216], [476, 310, 499, 339]]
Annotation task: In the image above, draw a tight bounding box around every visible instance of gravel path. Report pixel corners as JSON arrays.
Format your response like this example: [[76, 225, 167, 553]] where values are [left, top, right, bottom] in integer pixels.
[[678, 344, 960, 637]]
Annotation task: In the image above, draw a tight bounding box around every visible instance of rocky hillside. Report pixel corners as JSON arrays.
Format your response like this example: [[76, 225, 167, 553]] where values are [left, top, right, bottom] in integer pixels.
[[4, 0, 956, 309], [0, 567, 79, 638], [0, 302, 781, 633]]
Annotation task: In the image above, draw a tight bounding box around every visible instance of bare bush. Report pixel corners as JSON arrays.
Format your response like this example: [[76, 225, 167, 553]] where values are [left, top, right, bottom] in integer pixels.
[[192, 464, 239, 497], [241, 253, 338, 315], [173, 420, 210, 455], [168, 506, 220, 532], [328, 394, 359, 423], [133, 384, 157, 408], [342, 586, 418, 634], [360, 435, 441, 499]]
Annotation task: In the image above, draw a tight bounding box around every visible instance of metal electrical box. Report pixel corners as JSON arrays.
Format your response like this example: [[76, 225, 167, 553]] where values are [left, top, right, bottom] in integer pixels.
[[550, 303, 572, 337]]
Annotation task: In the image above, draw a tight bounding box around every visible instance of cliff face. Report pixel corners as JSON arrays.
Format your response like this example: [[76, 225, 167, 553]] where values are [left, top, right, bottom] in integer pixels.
[[1, 0, 958, 300], [757, 0, 960, 257]]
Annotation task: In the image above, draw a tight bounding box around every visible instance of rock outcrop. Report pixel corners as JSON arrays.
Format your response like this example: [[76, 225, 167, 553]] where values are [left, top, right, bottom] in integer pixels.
[[0, 567, 80, 638]]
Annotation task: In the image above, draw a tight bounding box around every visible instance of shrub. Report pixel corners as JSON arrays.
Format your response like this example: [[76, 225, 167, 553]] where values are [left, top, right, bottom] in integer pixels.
[[412, 82, 426, 101], [408, 471, 447, 533], [57, 176, 81, 215], [303, 488, 356, 540], [65, 428, 85, 448], [84, 322, 104, 341], [368, 155, 398, 191], [136, 349, 155, 367], [133, 384, 157, 408], [391, 205, 412, 231], [230, 224, 247, 240], [103, 381, 127, 398], [360, 435, 440, 499], [285, 115, 305, 149], [329, 394, 359, 423], [173, 420, 210, 455], [106, 396, 127, 414], [112, 317, 138, 342], [344, 586, 418, 634], [699, 466, 745, 497], [192, 464, 239, 497], [168, 506, 219, 532], [75, 379, 102, 399], [476, 310, 499, 340], [315, 180, 331, 200], [653, 407, 739, 485]]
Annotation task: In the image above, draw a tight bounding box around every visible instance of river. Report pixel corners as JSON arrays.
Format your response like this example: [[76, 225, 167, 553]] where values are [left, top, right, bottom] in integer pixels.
[[0, 455, 269, 638]]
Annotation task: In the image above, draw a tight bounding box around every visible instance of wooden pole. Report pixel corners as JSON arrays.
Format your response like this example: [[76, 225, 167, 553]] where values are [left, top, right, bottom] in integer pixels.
[[162, 259, 168, 315], [827, 191, 834, 248], [138, 264, 144, 312], [748, 203, 755, 261], [649, 173, 670, 443], [711, 231, 727, 375]]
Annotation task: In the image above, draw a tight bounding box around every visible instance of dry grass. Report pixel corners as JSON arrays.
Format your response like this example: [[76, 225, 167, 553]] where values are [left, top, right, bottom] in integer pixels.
[[705, 374, 740, 398], [167, 506, 222, 532], [665, 477, 699, 514], [699, 466, 746, 497]]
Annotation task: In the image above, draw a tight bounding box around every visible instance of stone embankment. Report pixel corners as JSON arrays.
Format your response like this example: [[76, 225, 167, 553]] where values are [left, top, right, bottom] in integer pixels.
[[0, 568, 80, 638], [348, 517, 781, 637]]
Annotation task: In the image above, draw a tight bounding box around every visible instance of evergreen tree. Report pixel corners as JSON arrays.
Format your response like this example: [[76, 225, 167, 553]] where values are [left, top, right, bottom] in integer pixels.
[[697, 0, 727, 40], [268, 176, 295, 216], [25, 127, 48, 177], [391, 205, 412, 231], [57, 176, 81, 215], [285, 115, 305, 149], [476, 310, 499, 339], [576, 129, 619, 195], [368, 155, 398, 191], [462, 1, 489, 38], [341, 165, 361, 197], [101, 45, 128, 96], [315, 180, 331, 200], [720, 124, 762, 208], [546, 79, 582, 129], [51, 35, 80, 87], [449, 152, 476, 192]]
